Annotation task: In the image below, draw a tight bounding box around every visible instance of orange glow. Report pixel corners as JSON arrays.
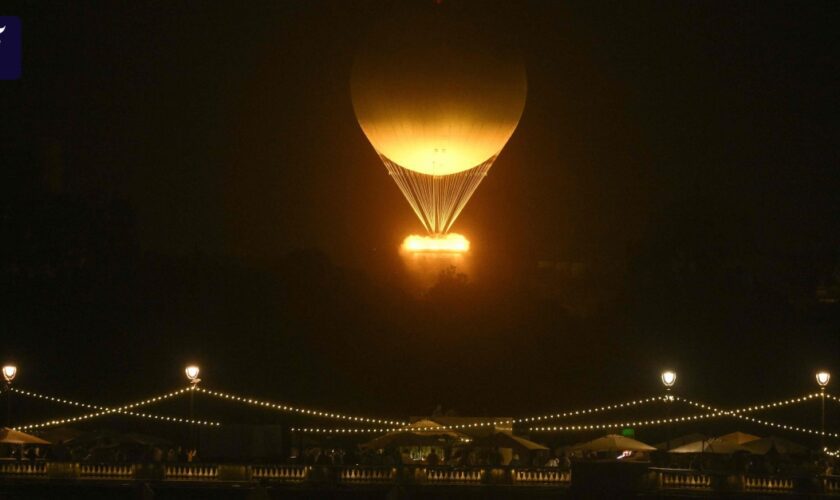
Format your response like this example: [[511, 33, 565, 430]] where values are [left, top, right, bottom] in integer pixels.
[[402, 233, 470, 253]]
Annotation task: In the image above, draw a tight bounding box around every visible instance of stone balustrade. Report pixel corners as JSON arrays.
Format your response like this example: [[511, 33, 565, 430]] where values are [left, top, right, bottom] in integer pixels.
[[744, 475, 795, 491], [252, 464, 309, 481], [0, 462, 46, 475], [825, 475, 840, 494], [512, 468, 571, 484], [0, 462, 837, 495], [422, 467, 483, 484], [338, 466, 395, 482], [79, 463, 134, 479], [658, 468, 712, 489], [164, 464, 218, 480]]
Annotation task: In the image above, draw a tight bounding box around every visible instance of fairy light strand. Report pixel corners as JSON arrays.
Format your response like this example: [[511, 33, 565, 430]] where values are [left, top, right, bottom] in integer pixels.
[[291, 394, 796, 434], [291, 411, 719, 434], [291, 393, 838, 436], [676, 395, 839, 438], [12, 387, 221, 430], [7, 386, 837, 437], [515, 396, 662, 424], [293, 396, 665, 434], [291, 410, 722, 435], [13, 386, 188, 412], [675, 393, 823, 415], [196, 387, 406, 426]]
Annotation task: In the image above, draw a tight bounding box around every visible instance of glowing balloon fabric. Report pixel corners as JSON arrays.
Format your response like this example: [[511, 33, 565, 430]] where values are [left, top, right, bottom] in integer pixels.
[[352, 10, 526, 234]]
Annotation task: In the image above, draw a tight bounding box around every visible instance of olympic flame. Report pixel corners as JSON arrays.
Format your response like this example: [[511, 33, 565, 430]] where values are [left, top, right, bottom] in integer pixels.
[[402, 233, 470, 253]]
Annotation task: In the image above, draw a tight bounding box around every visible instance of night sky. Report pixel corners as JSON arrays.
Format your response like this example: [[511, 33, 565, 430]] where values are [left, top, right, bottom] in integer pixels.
[[1, 1, 837, 439]]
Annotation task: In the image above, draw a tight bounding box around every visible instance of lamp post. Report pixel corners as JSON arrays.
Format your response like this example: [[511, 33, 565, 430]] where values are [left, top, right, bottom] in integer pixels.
[[661, 370, 676, 454], [185, 365, 201, 452], [816, 371, 830, 451], [3, 365, 17, 427]]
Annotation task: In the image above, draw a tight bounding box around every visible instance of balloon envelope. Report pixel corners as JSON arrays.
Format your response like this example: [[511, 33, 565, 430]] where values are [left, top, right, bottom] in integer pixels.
[[351, 9, 526, 175], [351, 7, 526, 233]]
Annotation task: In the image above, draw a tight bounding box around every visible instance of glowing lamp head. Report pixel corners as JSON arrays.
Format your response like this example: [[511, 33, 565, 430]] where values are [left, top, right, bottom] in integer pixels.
[[2, 365, 16, 383], [661, 370, 677, 388], [185, 365, 200, 384], [816, 371, 830, 387]]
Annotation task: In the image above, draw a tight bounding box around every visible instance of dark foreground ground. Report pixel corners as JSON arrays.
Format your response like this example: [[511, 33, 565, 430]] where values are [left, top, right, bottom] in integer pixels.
[[0, 482, 831, 500]]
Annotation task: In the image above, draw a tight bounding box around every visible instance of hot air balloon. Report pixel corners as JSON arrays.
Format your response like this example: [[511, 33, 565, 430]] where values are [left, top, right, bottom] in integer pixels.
[[351, 7, 526, 252]]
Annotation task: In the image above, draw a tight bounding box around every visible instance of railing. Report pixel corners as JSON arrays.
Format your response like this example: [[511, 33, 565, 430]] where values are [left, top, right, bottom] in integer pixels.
[[657, 468, 712, 490], [0, 463, 837, 495], [164, 464, 218, 480], [744, 475, 795, 492], [338, 466, 394, 483], [253, 464, 309, 481], [512, 468, 571, 485], [422, 467, 483, 484], [825, 475, 840, 494], [0, 462, 46, 475], [79, 463, 134, 479]]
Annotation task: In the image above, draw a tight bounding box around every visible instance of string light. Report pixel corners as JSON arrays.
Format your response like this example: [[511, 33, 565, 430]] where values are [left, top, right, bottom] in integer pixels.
[[292, 427, 400, 434], [529, 412, 721, 432], [8, 385, 838, 438], [12, 387, 221, 430], [290, 414, 717, 435], [676, 395, 839, 438], [732, 412, 839, 438], [292, 392, 839, 436], [293, 411, 720, 434], [15, 409, 221, 431], [529, 393, 839, 435], [292, 396, 669, 434], [677, 393, 825, 415], [196, 387, 407, 426], [673, 393, 823, 415], [289, 396, 717, 434], [13, 387, 191, 412], [514, 396, 662, 424], [296, 396, 666, 434]]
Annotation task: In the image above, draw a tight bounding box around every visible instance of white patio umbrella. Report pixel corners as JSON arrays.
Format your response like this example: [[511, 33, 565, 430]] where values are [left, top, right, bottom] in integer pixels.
[[0, 428, 50, 445], [669, 438, 750, 454], [741, 436, 809, 455], [570, 434, 656, 453]]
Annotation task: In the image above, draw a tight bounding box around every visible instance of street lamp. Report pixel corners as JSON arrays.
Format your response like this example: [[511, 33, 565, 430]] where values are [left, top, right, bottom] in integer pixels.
[[185, 365, 201, 419], [185, 365, 201, 452], [661, 370, 676, 454], [817, 371, 830, 451], [3, 365, 17, 427]]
